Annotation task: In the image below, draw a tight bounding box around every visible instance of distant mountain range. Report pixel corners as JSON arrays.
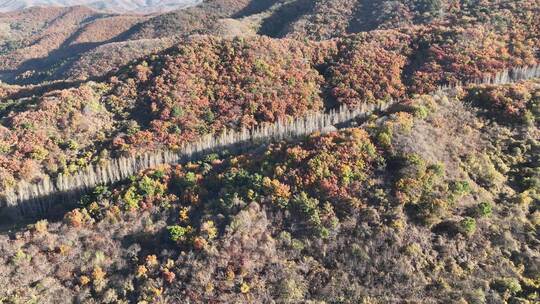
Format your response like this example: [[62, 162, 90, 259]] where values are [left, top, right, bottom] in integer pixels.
[[0, 0, 201, 13], [0, 0, 252, 85]]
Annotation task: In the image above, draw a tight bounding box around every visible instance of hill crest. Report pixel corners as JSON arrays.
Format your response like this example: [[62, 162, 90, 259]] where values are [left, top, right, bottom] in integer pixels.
[[0, 0, 201, 14]]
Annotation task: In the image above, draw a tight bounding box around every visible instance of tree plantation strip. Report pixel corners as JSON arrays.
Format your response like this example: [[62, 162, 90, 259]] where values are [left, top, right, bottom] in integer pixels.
[[2, 64, 540, 217]]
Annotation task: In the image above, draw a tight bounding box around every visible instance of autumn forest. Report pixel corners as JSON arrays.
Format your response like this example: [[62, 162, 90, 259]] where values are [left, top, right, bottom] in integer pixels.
[[0, 0, 540, 303]]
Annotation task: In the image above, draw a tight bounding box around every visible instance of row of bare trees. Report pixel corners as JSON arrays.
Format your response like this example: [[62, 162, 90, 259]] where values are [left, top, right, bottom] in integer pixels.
[[2, 101, 392, 212], [437, 64, 540, 90], [2, 64, 540, 214]]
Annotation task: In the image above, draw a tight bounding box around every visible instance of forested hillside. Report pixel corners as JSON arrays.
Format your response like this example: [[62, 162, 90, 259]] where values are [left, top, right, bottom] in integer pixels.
[[1, 0, 539, 84], [2, 79, 540, 302], [0, 0, 539, 303], [0, 26, 537, 192]]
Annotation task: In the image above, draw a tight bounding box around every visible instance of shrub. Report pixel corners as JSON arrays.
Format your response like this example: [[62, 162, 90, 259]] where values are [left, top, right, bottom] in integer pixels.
[[66, 209, 86, 227], [465, 155, 505, 189], [125, 120, 141, 135], [201, 220, 218, 239], [179, 171, 197, 188], [277, 278, 307, 301], [136, 265, 148, 278], [459, 217, 476, 236], [82, 185, 112, 207], [30, 146, 48, 160], [193, 237, 207, 250], [219, 169, 264, 208], [138, 175, 166, 197], [491, 278, 522, 295], [79, 275, 91, 286], [377, 131, 392, 148], [428, 163, 445, 177], [450, 180, 471, 196], [171, 105, 184, 118], [417, 198, 449, 226], [11, 249, 28, 265], [475, 202, 493, 217], [145, 255, 158, 267], [290, 192, 334, 238], [163, 269, 175, 283], [65, 139, 79, 151], [375, 122, 394, 148], [92, 266, 106, 283], [123, 186, 141, 210], [515, 191, 533, 206], [262, 177, 291, 207], [523, 110, 535, 126], [32, 219, 48, 234], [395, 156, 450, 222], [167, 225, 192, 243], [240, 282, 250, 293], [413, 104, 429, 119]]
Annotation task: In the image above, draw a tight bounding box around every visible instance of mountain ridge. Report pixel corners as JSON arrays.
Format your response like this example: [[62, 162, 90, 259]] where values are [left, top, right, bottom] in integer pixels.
[[0, 0, 202, 14]]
